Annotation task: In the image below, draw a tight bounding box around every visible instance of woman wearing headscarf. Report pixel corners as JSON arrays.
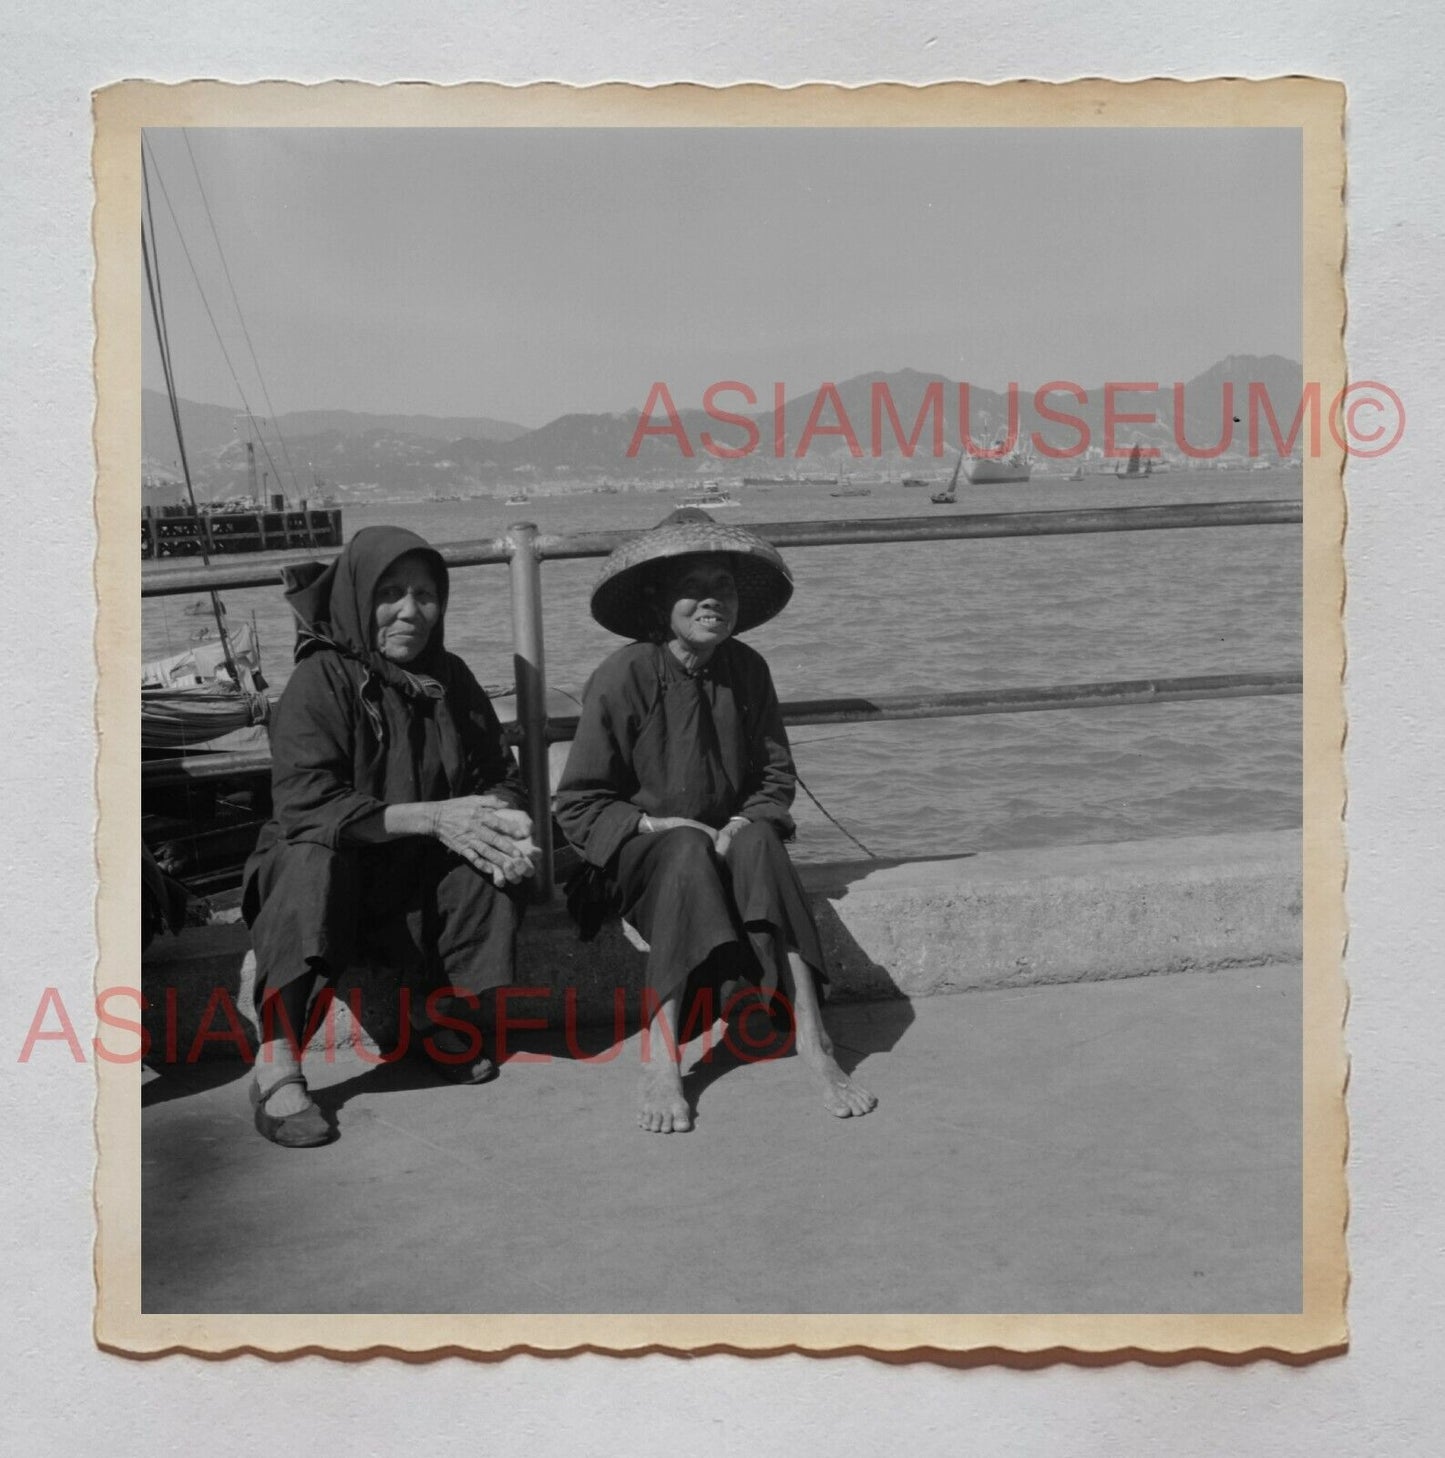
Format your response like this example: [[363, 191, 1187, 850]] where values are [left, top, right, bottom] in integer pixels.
[[241, 525, 536, 1147], [553, 509, 877, 1132]]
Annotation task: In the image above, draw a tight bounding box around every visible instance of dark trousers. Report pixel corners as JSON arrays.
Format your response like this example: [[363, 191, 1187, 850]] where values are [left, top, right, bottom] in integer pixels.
[[609, 820, 824, 1008], [243, 838, 524, 1018]]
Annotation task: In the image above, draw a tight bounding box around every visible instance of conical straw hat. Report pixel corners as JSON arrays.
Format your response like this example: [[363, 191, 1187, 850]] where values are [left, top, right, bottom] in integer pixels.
[[590, 508, 794, 640]]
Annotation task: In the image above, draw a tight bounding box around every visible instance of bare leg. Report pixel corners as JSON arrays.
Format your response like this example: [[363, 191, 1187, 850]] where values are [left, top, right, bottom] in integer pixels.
[[638, 989, 692, 1133], [254, 978, 314, 1117], [777, 944, 877, 1118]]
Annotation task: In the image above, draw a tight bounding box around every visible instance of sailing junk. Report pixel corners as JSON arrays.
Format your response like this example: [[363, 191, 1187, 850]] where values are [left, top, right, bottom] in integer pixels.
[[1115, 443, 1154, 479]]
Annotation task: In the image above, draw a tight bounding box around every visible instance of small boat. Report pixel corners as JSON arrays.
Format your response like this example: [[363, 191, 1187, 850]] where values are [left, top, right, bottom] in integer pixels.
[[678, 481, 740, 509], [901, 476, 930, 488], [1067, 463, 1085, 482], [504, 494, 531, 506], [678, 492, 740, 508], [831, 486, 871, 498], [142, 620, 270, 750], [930, 452, 967, 505]]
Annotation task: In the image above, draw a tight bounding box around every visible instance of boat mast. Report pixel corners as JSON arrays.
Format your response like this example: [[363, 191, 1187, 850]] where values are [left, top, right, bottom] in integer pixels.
[[141, 146, 239, 684]]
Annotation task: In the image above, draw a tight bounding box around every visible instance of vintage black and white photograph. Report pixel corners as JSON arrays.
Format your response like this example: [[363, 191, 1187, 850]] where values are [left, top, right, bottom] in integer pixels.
[[97, 81, 1345, 1353]]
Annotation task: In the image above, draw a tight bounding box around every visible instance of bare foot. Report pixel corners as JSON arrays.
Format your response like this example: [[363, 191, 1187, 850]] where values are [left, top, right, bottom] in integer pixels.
[[638, 1061, 692, 1133], [801, 1045, 878, 1118]]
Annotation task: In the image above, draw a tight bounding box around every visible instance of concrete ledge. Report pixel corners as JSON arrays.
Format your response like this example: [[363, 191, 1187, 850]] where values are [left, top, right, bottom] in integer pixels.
[[803, 830, 1302, 997], [138, 830, 1301, 1061]]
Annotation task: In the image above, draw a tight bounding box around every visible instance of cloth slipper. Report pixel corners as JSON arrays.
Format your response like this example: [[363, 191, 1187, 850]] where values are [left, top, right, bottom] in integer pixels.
[[250, 1071, 332, 1148], [411, 1024, 498, 1085]]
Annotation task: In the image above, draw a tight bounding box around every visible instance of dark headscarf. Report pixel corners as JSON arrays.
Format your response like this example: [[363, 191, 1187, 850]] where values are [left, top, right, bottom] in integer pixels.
[[282, 525, 469, 801], [287, 524, 449, 674]]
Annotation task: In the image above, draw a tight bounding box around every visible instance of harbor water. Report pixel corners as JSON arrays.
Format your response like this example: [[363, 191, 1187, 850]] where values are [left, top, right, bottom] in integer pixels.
[[143, 468, 1303, 865]]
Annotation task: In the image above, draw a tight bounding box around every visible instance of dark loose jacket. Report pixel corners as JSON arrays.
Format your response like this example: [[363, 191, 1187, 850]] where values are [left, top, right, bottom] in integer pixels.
[[553, 638, 797, 870], [254, 648, 526, 856], [243, 524, 526, 871]]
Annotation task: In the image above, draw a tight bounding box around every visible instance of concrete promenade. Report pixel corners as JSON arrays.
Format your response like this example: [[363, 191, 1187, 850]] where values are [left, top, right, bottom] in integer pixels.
[[141, 962, 1302, 1315], [140, 830, 1302, 1055], [138, 829, 1303, 1315]]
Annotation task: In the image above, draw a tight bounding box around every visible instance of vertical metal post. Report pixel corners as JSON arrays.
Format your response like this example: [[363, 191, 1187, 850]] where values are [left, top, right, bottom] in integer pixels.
[[506, 523, 555, 901]]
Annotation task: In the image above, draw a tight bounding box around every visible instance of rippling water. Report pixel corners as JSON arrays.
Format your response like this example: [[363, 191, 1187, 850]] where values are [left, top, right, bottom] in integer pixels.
[[144, 468, 1302, 864]]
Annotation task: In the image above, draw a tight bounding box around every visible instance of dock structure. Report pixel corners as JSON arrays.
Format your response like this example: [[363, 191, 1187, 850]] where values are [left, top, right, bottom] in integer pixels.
[[142, 498, 1305, 900], [141, 506, 343, 559]]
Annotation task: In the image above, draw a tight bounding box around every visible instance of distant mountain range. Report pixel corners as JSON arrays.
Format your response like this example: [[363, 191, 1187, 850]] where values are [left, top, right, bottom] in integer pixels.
[[142, 354, 1304, 502]]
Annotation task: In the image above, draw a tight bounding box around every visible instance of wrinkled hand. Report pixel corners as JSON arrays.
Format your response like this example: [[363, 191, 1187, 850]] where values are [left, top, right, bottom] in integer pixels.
[[432, 797, 537, 886], [714, 817, 750, 857], [471, 793, 523, 815]]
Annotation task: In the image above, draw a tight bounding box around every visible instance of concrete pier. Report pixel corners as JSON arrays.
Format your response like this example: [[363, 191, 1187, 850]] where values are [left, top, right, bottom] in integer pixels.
[[139, 962, 1303, 1316], [138, 830, 1301, 1062], [136, 829, 1304, 1319]]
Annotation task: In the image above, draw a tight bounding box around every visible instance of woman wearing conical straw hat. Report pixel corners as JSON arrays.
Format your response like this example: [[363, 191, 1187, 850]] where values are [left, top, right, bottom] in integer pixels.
[[554, 509, 877, 1131]]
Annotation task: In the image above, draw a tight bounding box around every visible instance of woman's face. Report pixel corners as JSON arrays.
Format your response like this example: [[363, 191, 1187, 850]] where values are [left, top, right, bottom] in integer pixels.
[[662, 556, 738, 654], [373, 554, 442, 664]]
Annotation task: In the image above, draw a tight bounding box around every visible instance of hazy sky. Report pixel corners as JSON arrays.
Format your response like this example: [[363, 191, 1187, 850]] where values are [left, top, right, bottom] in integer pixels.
[[140, 127, 1301, 428]]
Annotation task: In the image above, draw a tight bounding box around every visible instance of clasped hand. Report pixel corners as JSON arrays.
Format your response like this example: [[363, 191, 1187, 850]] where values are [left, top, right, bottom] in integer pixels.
[[640, 814, 749, 856], [432, 795, 537, 886]]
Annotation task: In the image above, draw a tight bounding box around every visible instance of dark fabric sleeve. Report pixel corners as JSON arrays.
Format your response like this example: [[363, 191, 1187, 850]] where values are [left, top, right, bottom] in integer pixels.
[[455, 659, 529, 811], [735, 647, 798, 838], [552, 652, 648, 869], [269, 655, 391, 849]]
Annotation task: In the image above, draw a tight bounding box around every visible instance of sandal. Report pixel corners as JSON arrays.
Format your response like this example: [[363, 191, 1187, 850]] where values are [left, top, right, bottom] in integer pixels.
[[411, 1024, 498, 1085], [250, 1071, 332, 1148]]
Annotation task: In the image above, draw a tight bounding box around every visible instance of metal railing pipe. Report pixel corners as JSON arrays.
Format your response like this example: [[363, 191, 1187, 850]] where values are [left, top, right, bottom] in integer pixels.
[[539, 671, 1302, 739], [530, 499, 1302, 559], [141, 534, 513, 596], [142, 500, 1300, 595], [506, 523, 555, 901], [775, 672, 1302, 725], [143, 672, 1301, 786]]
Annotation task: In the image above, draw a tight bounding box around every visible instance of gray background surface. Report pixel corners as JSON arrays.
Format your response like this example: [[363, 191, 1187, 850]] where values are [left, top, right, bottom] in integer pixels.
[[4, 2, 1440, 1452]]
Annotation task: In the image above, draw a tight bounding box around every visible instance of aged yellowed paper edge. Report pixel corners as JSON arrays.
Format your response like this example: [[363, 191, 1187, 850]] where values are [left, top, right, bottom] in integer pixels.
[[94, 77, 1347, 1359]]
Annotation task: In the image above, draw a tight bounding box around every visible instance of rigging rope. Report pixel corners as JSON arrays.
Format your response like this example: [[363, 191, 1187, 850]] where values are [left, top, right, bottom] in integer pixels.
[[182, 129, 306, 508], [793, 767, 879, 860], [140, 136, 295, 507], [142, 155, 239, 686]]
